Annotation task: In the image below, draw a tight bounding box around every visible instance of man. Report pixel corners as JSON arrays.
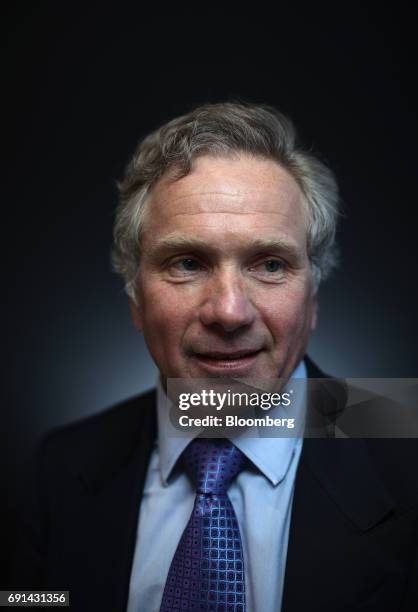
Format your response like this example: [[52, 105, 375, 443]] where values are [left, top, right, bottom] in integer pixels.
[[11, 103, 418, 611]]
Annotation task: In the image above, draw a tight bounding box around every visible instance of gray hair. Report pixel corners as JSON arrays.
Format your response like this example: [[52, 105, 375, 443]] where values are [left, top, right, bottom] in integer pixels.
[[112, 102, 340, 301]]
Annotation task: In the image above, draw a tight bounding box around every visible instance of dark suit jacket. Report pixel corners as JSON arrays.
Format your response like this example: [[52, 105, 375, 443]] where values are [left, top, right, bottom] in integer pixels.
[[9, 358, 418, 611]]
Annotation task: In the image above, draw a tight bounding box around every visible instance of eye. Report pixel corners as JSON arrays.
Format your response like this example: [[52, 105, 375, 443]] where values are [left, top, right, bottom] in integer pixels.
[[263, 260, 282, 273], [170, 257, 204, 275], [249, 258, 285, 280]]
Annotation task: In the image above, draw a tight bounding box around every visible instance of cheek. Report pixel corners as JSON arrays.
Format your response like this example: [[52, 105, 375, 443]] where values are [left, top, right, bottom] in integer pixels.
[[139, 283, 193, 344], [262, 290, 313, 339]]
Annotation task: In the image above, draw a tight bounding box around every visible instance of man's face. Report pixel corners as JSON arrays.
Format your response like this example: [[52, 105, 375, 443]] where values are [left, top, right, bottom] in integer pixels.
[[129, 154, 317, 386]]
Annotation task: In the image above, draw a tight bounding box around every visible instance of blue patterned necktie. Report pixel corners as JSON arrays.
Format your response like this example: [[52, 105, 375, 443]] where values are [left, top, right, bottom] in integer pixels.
[[160, 438, 247, 611]]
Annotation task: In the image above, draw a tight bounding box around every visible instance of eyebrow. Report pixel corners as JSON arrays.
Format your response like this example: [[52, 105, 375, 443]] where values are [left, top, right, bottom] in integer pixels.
[[147, 234, 303, 260]]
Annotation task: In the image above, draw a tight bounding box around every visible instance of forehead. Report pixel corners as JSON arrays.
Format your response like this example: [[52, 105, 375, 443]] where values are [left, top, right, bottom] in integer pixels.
[[143, 154, 308, 247]]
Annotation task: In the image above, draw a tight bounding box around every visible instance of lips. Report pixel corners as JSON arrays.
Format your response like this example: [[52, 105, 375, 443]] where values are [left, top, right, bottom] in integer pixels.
[[191, 349, 262, 373], [195, 350, 260, 360]]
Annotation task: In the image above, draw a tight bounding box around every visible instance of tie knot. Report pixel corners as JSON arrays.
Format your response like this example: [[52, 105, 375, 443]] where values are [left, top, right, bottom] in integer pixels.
[[182, 438, 246, 495]]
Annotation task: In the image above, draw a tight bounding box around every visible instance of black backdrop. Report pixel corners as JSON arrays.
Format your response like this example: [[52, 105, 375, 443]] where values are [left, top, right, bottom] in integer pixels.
[[3, 4, 418, 584]]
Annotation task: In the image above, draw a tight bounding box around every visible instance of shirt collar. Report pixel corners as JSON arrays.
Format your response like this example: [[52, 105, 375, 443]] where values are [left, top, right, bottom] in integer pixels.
[[157, 360, 307, 487]]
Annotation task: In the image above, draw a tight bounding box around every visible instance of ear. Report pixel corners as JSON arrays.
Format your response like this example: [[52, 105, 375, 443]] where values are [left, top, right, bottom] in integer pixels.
[[128, 296, 143, 332], [310, 294, 319, 331]]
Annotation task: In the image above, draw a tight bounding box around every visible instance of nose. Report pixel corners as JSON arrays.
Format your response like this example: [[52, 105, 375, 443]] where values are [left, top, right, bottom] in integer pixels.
[[198, 270, 257, 333]]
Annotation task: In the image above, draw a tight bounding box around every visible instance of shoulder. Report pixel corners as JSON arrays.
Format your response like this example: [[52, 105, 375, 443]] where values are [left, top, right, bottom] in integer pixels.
[[37, 389, 157, 478], [304, 356, 418, 506]]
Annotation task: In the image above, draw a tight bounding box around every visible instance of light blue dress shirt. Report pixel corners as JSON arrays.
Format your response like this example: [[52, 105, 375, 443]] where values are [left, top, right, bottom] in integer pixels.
[[127, 362, 307, 612]]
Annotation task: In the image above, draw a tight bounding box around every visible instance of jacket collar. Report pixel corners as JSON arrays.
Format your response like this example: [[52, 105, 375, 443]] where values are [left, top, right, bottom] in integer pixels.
[[78, 390, 157, 493], [301, 355, 394, 530]]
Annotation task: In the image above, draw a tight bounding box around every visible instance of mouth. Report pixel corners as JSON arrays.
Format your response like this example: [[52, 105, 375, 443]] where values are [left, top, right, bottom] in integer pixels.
[[191, 349, 262, 373]]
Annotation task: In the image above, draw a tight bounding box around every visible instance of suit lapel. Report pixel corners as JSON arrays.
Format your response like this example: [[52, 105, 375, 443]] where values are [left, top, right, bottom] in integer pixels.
[[67, 392, 157, 612], [281, 359, 395, 612]]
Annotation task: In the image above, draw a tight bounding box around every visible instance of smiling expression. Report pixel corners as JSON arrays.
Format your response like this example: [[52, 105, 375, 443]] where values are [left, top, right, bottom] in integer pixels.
[[129, 154, 318, 386]]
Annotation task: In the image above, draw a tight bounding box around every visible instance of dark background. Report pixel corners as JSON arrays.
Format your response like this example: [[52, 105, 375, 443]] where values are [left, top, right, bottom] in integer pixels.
[[2, 3, 417, 584]]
